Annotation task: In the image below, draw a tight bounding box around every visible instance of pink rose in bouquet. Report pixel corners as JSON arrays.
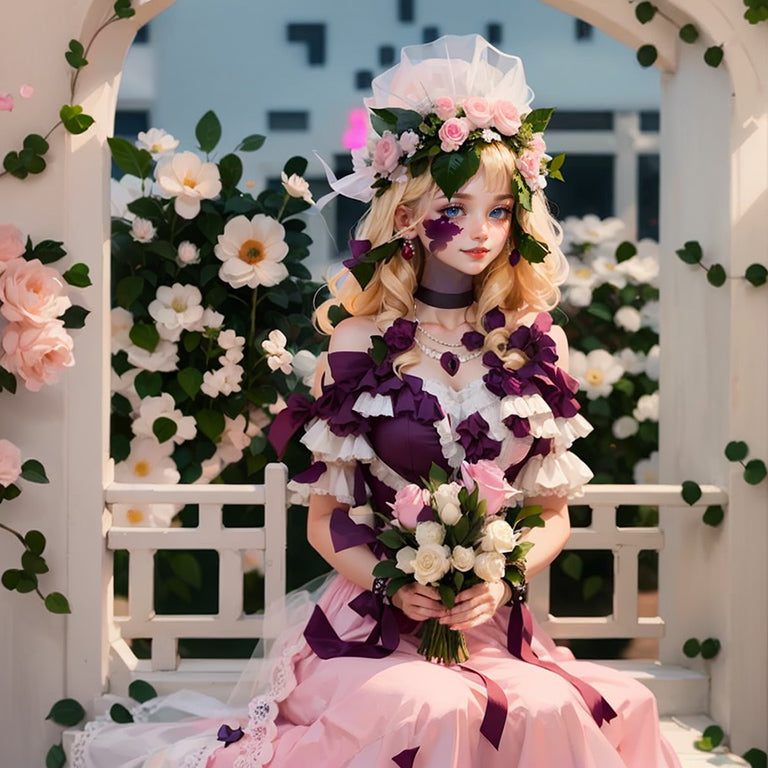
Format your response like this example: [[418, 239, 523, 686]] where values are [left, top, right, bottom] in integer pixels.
[[0, 224, 25, 273], [460, 459, 520, 516], [0, 258, 71, 325], [389, 483, 431, 529], [1, 320, 74, 392], [0, 438, 22, 486]]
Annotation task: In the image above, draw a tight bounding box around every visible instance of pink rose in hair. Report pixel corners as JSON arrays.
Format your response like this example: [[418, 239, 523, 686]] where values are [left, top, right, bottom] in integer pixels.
[[0, 258, 71, 326], [463, 96, 493, 129], [516, 150, 543, 189], [1, 320, 75, 392], [434, 96, 456, 121], [438, 117, 471, 153], [371, 131, 402, 176], [0, 438, 22, 487], [398, 130, 420, 157], [492, 100, 522, 136], [389, 483, 431, 529], [460, 459, 519, 516], [0, 224, 25, 274], [529, 132, 546, 155]]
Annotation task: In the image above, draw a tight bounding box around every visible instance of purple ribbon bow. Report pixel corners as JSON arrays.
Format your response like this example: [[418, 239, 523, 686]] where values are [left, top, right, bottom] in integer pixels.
[[267, 393, 314, 459]]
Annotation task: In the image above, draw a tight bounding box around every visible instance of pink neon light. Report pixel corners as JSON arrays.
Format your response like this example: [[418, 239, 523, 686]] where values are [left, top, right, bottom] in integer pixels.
[[342, 108, 369, 149]]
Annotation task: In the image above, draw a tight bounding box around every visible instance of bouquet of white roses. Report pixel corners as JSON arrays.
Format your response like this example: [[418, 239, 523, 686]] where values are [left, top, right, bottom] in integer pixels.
[[374, 460, 543, 665]]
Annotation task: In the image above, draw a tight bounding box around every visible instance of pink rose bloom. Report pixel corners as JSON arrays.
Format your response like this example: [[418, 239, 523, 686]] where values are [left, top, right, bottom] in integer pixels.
[[516, 150, 542, 189], [438, 117, 471, 153], [492, 100, 522, 136], [1, 320, 75, 392], [398, 130, 420, 157], [529, 132, 547, 155], [371, 132, 401, 176], [0, 438, 22, 486], [460, 460, 517, 516], [389, 483, 431, 529], [434, 96, 456, 121], [463, 96, 493, 129], [0, 258, 71, 325], [0, 224, 25, 273]]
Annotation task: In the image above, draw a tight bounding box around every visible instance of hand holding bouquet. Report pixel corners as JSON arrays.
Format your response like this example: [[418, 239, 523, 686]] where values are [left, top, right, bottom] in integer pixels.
[[373, 460, 543, 665]]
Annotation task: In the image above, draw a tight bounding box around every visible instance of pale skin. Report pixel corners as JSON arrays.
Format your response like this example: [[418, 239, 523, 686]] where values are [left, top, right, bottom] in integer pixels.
[[307, 170, 572, 632]]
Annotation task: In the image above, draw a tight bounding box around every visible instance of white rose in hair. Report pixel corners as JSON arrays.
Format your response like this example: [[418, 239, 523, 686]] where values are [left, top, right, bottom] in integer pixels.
[[480, 519, 519, 553], [451, 545, 476, 573], [395, 546, 417, 575], [412, 543, 451, 585], [415, 520, 446, 547], [438, 502, 462, 526], [473, 551, 507, 583]]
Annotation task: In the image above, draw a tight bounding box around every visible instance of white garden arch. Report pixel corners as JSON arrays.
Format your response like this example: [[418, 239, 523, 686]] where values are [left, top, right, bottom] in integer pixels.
[[1, 1, 766, 765]]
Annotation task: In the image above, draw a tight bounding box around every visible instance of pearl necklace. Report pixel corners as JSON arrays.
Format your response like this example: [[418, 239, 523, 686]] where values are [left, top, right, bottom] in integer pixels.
[[415, 324, 464, 348], [414, 335, 483, 363]]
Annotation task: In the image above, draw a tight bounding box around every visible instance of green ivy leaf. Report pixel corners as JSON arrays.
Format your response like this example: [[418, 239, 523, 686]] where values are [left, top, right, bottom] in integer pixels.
[[701, 637, 721, 659], [46, 697, 86, 726], [683, 637, 701, 657], [742, 748, 768, 768], [695, 724, 724, 751], [636, 44, 658, 68], [62, 262, 92, 288], [635, 2, 657, 23], [113, 0, 136, 19], [60, 304, 90, 329], [128, 679, 158, 703], [45, 743, 66, 768], [702, 505, 725, 526], [704, 45, 724, 68], [237, 134, 266, 152], [676, 240, 703, 264], [134, 370, 162, 398], [725, 440, 749, 461], [21, 459, 49, 483], [65, 39, 88, 69], [44, 592, 71, 614], [2, 483, 21, 501], [681, 480, 702, 505], [31, 239, 67, 264], [218, 153, 243, 188], [60, 104, 95, 135], [110, 703, 134, 724], [129, 322, 160, 353], [744, 459, 767, 485], [116, 275, 145, 309], [1, 569, 21, 590], [152, 416, 178, 443], [196, 409, 225, 441], [615, 241, 637, 263], [23, 133, 49, 156], [108, 137, 153, 180], [25, 530, 46, 555], [679, 23, 699, 43], [195, 110, 222, 154], [21, 550, 49, 574], [3, 151, 27, 179], [19, 148, 46, 174], [745, 263, 768, 286], [707, 264, 727, 287]]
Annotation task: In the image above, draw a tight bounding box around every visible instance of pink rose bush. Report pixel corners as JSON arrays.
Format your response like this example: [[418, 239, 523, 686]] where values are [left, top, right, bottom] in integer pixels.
[[373, 463, 540, 665], [1, 321, 75, 391]]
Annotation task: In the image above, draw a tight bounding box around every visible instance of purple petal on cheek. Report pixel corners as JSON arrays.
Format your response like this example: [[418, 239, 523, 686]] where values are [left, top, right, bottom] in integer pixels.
[[423, 215, 462, 254]]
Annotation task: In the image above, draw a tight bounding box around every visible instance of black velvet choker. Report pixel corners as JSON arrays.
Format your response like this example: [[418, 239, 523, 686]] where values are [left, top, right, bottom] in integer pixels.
[[414, 286, 475, 309]]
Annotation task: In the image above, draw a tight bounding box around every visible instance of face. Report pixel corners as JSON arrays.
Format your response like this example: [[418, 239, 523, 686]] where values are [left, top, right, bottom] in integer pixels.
[[408, 169, 514, 276]]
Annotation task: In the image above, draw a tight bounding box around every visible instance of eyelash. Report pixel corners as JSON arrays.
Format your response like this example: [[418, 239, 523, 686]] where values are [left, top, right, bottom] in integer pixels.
[[440, 204, 513, 220]]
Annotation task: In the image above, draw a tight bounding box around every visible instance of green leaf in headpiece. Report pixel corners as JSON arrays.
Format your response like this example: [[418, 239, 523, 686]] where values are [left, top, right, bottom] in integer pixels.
[[431, 149, 481, 200]]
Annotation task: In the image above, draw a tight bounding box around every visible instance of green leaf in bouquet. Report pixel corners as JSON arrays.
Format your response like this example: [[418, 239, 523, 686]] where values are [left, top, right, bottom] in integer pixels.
[[582, 575, 603, 601], [638, 421, 658, 443], [619, 286, 637, 304], [522, 108, 555, 134], [438, 584, 456, 609], [237, 134, 266, 152], [196, 409, 225, 441], [378, 528, 406, 549], [116, 275, 145, 309], [62, 262, 92, 288], [0, 364, 17, 393], [152, 416, 178, 443], [134, 370, 162, 398], [516, 514, 545, 529], [130, 322, 160, 353], [452, 515, 469, 542], [61, 304, 90, 329], [178, 367, 203, 398], [513, 504, 543, 527], [386, 575, 412, 598], [267, 288, 290, 309], [559, 551, 583, 581], [197, 210, 224, 244], [21, 459, 49, 483], [112, 392, 132, 417], [218, 153, 243, 188], [45, 592, 71, 614], [511, 541, 534, 561], [372, 560, 405, 580], [431, 149, 481, 201], [613, 377, 634, 396], [287, 262, 312, 280], [31, 239, 67, 264], [504, 566, 525, 585], [24, 530, 46, 555], [328, 304, 350, 328], [224, 195, 258, 216], [428, 463, 448, 486], [283, 155, 309, 178], [223, 392, 247, 419], [108, 137, 153, 179], [681, 480, 702, 505], [195, 110, 222, 154], [246, 452, 268, 476], [248, 433, 268, 456], [200, 264, 219, 287], [46, 697, 86, 726], [21, 550, 48, 574], [453, 571, 465, 591]]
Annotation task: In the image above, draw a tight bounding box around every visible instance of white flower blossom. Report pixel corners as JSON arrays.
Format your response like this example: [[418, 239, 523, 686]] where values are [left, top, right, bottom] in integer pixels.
[[612, 415, 639, 440], [112, 502, 178, 528], [200, 361, 244, 397], [111, 174, 155, 220], [481, 128, 502, 143], [126, 339, 179, 372], [563, 260, 597, 308], [115, 437, 180, 484], [415, 521, 446, 547], [280, 172, 314, 204], [154, 151, 222, 219], [633, 451, 659, 484], [216, 414, 251, 464], [199, 308, 225, 330], [148, 283, 204, 342], [412, 543, 451, 585], [130, 217, 156, 244], [616, 348, 647, 376], [292, 349, 319, 388], [176, 241, 200, 266], [262, 329, 293, 374], [614, 306, 642, 333], [619, 241, 659, 286], [110, 367, 141, 415], [215, 214, 289, 289], [451, 545, 476, 573], [111, 307, 134, 352], [562, 214, 625, 254], [396, 546, 417, 574], [633, 392, 660, 422], [645, 344, 660, 381], [592, 254, 627, 289], [473, 551, 507, 583], [136, 127, 180, 158], [480, 519, 519, 553], [132, 392, 197, 444], [641, 300, 660, 333], [569, 349, 625, 400]]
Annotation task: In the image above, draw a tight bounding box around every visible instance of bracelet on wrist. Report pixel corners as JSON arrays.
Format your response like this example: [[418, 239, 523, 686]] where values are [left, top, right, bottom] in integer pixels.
[[372, 576, 390, 603], [502, 578, 528, 607]]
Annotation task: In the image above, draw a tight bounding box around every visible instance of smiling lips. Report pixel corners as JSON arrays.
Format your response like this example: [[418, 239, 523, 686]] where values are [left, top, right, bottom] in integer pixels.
[[462, 247, 489, 259]]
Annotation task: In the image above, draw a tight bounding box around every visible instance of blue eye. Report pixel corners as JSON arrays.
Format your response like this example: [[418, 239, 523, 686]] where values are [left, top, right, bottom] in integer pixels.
[[490, 207, 512, 220], [441, 205, 463, 218]]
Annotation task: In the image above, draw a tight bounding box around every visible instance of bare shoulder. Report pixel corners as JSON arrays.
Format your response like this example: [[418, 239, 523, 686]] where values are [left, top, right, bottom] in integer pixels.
[[328, 315, 380, 355]]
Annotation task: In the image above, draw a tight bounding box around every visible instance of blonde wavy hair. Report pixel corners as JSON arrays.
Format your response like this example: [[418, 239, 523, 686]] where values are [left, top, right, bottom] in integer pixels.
[[315, 143, 568, 373]]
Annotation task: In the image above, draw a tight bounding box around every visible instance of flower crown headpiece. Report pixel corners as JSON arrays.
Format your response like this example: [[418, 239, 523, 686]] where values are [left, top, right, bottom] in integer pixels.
[[326, 36, 564, 286]]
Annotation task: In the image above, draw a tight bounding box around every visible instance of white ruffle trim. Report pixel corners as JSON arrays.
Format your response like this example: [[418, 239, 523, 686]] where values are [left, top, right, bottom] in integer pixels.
[[435, 414, 465, 469], [353, 391, 393, 417], [301, 418, 376, 463], [514, 449, 594, 498], [288, 462, 359, 506], [553, 414, 593, 452]]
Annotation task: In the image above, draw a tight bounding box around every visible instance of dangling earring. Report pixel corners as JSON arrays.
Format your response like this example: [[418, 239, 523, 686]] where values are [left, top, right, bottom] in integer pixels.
[[401, 237, 415, 260]]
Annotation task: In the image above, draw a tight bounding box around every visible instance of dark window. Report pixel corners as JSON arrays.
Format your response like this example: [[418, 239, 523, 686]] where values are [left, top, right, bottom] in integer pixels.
[[549, 111, 614, 131], [379, 45, 396, 66], [286, 23, 326, 65], [422, 26, 439, 43], [575, 19, 593, 41], [486, 23, 502, 45], [398, 0, 415, 22], [134, 24, 149, 44], [267, 111, 309, 131], [355, 70, 373, 91], [637, 154, 660, 241], [545, 154, 615, 221], [640, 111, 660, 132]]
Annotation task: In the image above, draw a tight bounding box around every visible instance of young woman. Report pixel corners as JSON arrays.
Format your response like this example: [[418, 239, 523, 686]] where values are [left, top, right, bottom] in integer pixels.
[[74, 34, 680, 768]]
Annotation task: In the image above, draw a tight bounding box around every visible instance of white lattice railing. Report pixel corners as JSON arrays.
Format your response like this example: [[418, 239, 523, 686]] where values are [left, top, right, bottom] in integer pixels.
[[103, 468, 727, 680]]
